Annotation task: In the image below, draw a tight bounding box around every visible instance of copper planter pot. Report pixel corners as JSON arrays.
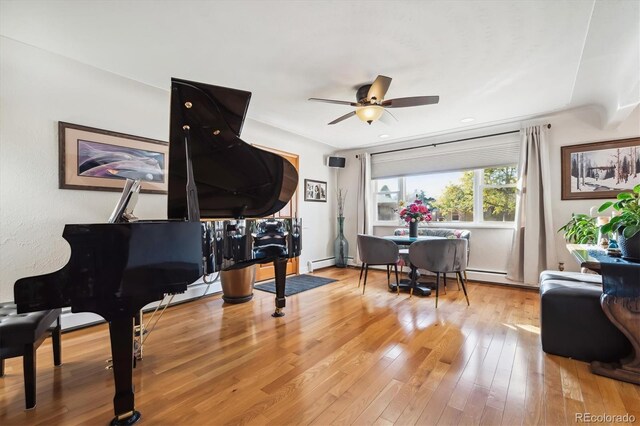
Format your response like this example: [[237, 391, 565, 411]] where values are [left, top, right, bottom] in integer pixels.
[[221, 265, 256, 304]]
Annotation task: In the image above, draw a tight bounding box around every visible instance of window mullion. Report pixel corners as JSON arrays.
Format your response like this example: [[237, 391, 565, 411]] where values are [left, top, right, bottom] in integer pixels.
[[474, 169, 483, 223]]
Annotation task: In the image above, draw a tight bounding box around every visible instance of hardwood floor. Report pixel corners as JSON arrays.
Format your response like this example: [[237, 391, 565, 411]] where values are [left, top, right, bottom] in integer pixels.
[[1, 267, 638, 425]]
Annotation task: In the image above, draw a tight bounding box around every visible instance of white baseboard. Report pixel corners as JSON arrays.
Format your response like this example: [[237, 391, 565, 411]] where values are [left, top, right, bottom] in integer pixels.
[[353, 263, 530, 288], [300, 257, 337, 274], [61, 275, 222, 331], [466, 270, 533, 288]]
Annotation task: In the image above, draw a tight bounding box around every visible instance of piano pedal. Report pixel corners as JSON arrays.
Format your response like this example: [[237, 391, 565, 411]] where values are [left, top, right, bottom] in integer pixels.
[[134, 327, 148, 338], [134, 340, 143, 361], [105, 358, 113, 370]]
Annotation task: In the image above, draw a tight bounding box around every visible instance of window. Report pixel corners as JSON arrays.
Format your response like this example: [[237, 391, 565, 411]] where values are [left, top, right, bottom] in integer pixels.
[[375, 178, 401, 221], [374, 165, 517, 224]]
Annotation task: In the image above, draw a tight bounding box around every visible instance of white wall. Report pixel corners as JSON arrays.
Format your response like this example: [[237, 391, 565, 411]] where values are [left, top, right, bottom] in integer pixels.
[[0, 37, 336, 304], [335, 106, 640, 285]]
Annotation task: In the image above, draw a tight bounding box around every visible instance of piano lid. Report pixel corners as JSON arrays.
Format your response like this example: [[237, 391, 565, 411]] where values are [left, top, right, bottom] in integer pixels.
[[167, 78, 298, 220]]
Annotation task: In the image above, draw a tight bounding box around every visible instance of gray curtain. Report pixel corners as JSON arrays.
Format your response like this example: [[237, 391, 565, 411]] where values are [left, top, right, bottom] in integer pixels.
[[355, 152, 372, 263], [507, 125, 557, 285]]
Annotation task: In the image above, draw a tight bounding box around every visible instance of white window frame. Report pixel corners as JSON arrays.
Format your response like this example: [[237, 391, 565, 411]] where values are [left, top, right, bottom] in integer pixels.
[[373, 165, 517, 227]]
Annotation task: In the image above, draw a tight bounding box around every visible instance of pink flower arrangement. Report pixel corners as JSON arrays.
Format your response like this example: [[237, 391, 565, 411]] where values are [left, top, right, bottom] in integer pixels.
[[398, 199, 432, 223]]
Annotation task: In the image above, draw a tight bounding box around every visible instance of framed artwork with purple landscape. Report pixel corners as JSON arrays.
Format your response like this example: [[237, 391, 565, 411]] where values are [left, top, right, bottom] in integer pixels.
[[59, 122, 169, 194], [561, 137, 640, 200]]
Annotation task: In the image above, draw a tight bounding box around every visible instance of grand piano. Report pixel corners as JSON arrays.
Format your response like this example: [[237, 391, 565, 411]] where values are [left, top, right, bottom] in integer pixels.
[[14, 78, 301, 425]]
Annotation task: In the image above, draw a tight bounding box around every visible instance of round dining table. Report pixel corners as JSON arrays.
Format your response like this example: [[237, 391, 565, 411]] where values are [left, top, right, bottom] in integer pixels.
[[382, 235, 446, 296]]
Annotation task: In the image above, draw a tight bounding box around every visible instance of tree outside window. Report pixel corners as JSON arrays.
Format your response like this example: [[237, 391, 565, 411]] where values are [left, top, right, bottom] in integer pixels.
[[434, 171, 474, 222]]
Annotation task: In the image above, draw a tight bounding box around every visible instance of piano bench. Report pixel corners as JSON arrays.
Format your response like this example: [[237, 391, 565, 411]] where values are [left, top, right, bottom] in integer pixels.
[[0, 303, 62, 410]]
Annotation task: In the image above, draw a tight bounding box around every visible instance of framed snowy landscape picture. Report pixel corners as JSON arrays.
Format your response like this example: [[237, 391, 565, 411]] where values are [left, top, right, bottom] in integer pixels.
[[561, 137, 640, 200]]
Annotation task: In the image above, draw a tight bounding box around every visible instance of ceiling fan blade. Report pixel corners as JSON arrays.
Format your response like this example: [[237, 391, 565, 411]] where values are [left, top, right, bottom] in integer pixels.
[[379, 109, 399, 125], [309, 97, 358, 106], [328, 111, 356, 125], [381, 96, 439, 108], [367, 75, 392, 101]]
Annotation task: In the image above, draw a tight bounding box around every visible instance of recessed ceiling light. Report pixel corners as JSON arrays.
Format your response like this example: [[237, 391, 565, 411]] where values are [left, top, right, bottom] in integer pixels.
[[379, 134, 390, 138], [461, 117, 475, 123]]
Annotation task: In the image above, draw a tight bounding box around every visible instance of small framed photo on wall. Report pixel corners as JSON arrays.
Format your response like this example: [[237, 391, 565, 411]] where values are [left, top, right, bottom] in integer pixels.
[[304, 179, 327, 202]]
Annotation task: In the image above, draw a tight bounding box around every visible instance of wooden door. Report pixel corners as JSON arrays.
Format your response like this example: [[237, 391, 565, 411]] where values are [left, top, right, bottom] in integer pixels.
[[254, 146, 299, 282]]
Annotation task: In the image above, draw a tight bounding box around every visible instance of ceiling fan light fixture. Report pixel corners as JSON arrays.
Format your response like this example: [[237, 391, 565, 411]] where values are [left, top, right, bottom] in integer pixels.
[[355, 105, 384, 124], [313, 75, 439, 126]]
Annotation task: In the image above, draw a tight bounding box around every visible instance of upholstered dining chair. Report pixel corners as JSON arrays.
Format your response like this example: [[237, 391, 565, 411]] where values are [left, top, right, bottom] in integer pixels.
[[408, 238, 470, 307], [356, 234, 400, 295]]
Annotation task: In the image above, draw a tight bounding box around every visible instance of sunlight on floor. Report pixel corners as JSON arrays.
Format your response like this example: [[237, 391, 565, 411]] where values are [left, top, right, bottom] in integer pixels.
[[516, 323, 541, 334], [501, 322, 540, 334]]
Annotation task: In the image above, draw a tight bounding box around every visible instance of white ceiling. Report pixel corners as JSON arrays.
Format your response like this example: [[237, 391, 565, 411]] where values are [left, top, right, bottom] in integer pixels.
[[1, 0, 638, 149]]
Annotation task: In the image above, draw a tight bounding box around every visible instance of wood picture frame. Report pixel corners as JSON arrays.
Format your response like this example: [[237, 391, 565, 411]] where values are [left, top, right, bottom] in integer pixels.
[[304, 179, 327, 202], [561, 137, 640, 200], [59, 122, 169, 194]]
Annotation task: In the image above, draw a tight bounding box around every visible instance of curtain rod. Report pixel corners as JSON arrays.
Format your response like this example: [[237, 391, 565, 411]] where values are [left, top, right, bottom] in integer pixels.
[[358, 123, 551, 158]]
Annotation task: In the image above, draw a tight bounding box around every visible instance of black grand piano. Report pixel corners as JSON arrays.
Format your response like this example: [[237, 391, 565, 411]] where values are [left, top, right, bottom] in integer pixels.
[[14, 78, 301, 425]]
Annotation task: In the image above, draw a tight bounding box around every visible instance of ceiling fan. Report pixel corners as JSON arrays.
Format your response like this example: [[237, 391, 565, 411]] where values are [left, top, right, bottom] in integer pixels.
[[309, 75, 439, 125]]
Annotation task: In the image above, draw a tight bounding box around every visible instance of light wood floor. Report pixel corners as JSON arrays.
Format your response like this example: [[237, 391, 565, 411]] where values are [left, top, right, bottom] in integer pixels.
[[1, 268, 638, 425]]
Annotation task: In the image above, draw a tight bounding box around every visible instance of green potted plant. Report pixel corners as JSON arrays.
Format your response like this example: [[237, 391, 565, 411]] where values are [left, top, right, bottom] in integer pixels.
[[598, 184, 640, 261], [558, 213, 598, 244]]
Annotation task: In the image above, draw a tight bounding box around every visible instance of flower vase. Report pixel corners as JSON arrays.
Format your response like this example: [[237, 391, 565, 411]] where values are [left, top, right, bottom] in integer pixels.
[[409, 221, 418, 238], [334, 216, 349, 267]]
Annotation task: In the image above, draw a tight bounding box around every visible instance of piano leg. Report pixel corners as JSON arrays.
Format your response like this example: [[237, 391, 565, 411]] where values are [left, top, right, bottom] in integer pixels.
[[108, 317, 141, 426], [272, 257, 287, 317]]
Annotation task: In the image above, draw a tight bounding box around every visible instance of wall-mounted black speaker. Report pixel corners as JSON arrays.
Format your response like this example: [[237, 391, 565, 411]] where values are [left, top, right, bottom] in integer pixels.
[[327, 156, 346, 168]]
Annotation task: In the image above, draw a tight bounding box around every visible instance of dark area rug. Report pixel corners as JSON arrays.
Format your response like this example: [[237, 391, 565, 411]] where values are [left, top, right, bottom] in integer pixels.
[[254, 274, 337, 296]]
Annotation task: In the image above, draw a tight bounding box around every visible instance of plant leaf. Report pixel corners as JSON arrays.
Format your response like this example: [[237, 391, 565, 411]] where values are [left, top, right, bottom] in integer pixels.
[[598, 201, 613, 212], [610, 216, 623, 224], [634, 184, 640, 193], [617, 192, 633, 200], [623, 225, 640, 238]]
